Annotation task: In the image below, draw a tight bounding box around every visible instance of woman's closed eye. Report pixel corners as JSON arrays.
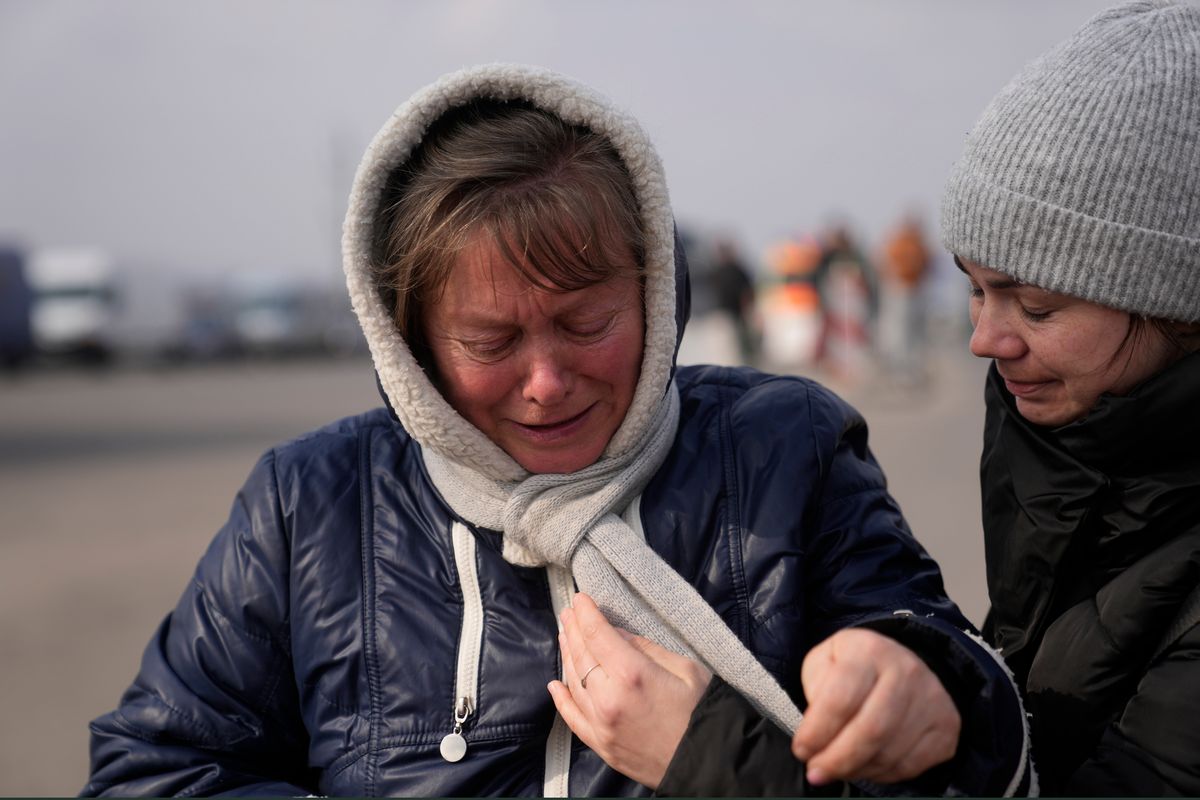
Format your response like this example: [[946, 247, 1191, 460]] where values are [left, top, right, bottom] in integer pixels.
[[461, 334, 518, 361], [1015, 288, 1062, 323], [561, 313, 617, 342], [967, 280, 1055, 323]]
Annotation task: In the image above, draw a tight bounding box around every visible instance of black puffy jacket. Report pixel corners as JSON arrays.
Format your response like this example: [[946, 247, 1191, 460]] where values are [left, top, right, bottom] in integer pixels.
[[981, 355, 1200, 795], [83, 365, 1030, 796]]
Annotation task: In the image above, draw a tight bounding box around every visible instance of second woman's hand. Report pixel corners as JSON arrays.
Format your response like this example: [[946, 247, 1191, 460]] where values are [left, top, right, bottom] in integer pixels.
[[547, 592, 712, 790], [792, 628, 961, 786]]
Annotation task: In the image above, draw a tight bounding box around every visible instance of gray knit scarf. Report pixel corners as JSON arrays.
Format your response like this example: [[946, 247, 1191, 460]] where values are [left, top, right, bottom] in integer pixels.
[[424, 382, 803, 735]]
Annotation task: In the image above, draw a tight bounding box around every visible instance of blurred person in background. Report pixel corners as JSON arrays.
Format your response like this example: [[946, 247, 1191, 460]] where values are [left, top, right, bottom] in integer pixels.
[[760, 234, 826, 368], [877, 215, 932, 386], [942, 0, 1200, 793], [709, 237, 758, 364], [813, 224, 878, 383], [82, 65, 1031, 797]]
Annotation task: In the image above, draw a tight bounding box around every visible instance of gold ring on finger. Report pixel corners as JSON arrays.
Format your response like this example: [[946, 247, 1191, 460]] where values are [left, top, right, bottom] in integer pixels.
[[580, 663, 603, 690]]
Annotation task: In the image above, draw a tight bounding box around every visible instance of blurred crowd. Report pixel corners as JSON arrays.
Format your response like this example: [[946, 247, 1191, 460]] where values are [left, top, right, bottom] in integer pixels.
[[683, 214, 963, 386]]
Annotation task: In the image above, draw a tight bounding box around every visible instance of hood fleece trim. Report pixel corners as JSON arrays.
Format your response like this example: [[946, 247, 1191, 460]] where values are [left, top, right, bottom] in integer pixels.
[[342, 63, 679, 482]]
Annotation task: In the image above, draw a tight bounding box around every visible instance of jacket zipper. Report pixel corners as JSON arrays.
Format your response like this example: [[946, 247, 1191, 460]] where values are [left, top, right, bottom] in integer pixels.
[[443, 521, 484, 763], [543, 563, 574, 797], [440, 503, 646, 782]]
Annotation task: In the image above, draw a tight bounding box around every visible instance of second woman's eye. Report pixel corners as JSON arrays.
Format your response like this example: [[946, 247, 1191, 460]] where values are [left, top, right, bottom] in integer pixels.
[[1020, 306, 1053, 323]]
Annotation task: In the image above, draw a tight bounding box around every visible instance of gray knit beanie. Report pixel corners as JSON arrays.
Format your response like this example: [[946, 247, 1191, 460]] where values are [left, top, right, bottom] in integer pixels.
[[941, 0, 1200, 323]]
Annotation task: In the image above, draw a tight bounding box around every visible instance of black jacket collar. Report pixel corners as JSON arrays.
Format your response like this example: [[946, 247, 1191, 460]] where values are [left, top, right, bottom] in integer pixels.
[[979, 352, 1200, 676]]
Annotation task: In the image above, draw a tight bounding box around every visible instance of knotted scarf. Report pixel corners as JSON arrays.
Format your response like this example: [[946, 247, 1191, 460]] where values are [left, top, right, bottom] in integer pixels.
[[424, 383, 803, 734]]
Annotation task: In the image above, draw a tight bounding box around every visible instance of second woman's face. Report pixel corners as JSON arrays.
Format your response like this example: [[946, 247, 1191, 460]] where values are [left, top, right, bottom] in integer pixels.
[[961, 259, 1179, 427], [423, 230, 644, 474]]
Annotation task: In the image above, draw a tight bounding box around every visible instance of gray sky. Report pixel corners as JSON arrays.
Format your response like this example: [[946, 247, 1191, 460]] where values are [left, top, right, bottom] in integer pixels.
[[0, 0, 1130, 283]]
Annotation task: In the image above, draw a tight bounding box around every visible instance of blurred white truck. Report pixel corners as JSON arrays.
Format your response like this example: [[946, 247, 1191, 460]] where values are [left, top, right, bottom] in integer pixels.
[[25, 248, 118, 362]]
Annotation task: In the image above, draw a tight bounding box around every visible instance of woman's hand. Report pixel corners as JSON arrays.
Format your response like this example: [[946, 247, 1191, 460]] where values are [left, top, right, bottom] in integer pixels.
[[792, 627, 960, 786], [547, 592, 712, 789]]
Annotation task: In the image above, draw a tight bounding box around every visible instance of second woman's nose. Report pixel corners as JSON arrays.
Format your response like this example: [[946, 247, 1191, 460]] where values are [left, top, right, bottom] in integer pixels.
[[969, 307, 1026, 362]]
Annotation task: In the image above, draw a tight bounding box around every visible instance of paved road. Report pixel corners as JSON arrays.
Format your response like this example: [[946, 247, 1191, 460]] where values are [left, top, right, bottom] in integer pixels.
[[0, 346, 990, 795]]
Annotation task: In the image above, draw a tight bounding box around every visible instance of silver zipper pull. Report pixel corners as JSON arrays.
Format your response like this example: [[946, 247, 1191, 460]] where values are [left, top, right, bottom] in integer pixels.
[[439, 695, 472, 763]]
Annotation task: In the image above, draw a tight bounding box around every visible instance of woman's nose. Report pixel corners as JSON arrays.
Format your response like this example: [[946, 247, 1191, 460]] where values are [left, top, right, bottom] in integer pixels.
[[969, 307, 1025, 361], [522, 347, 573, 406]]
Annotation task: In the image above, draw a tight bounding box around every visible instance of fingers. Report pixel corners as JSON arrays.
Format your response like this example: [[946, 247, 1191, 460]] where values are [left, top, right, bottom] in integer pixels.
[[625, 631, 712, 683], [792, 637, 876, 762], [549, 593, 712, 790], [803, 662, 911, 782], [555, 626, 609, 753], [888, 719, 960, 782], [792, 629, 961, 786], [567, 594, 711, 686], [561, 594, 657, 692], [565, 593, 640, 686], [560, 598, 613, 695], [548, 678, 598, 749], [864, 723, 960, 784], [559, 632, 579, 688]]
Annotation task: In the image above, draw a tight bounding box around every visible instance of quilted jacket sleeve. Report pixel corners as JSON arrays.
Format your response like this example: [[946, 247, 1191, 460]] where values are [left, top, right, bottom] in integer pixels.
[[803, 382, 1032, 793], [659, 379, 1034, 797], [82, 450, 316, 797], [657, 618, 1033, 798]]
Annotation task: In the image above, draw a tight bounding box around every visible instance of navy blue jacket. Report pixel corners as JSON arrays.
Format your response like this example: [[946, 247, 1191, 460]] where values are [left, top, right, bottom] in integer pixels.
[[83, 365, 1029, 796]]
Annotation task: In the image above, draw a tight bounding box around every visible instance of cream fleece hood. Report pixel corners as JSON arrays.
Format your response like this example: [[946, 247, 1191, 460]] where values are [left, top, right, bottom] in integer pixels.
[[342, 64, 681, 483]]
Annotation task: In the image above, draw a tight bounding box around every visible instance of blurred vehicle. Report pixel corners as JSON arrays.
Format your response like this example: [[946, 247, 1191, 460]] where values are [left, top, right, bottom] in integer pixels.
[[229, 272, 365, 357], [107, 269, 237, 365], [0, 246, 34, 369], [175, 284, 241, 361], [26, 247, 118, 362]]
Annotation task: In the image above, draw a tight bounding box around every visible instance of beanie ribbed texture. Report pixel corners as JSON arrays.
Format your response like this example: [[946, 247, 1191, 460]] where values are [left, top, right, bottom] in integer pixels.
[[942, 0, 1200, 323]]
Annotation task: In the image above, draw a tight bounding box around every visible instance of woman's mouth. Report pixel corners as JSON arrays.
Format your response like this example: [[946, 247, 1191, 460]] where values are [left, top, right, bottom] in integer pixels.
[[512, 404, 595, 442], [1003, 378, 1050, 398]]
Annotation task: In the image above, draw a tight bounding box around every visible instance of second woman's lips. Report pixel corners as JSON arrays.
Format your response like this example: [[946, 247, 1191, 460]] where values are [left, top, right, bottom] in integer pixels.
[[1004, 378, 1048, 397]]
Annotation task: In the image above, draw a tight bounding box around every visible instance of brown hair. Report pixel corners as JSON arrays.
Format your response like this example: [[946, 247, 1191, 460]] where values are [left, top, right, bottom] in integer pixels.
[[371, 99, 644, 363], [1122, 315, 1200, 362]]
